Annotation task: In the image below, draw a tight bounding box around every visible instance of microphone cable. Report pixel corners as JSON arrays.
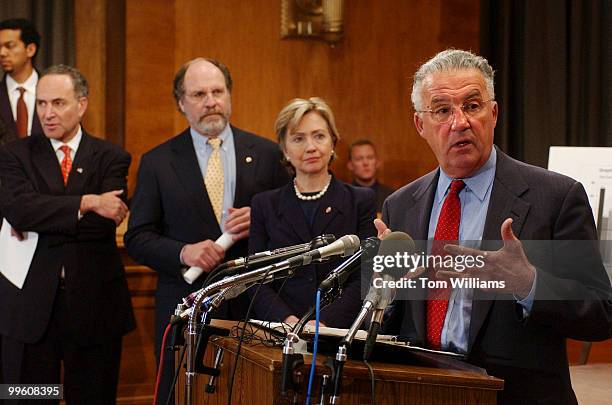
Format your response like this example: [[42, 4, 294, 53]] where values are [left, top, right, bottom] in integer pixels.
[[363, 359, 376, 405], [164, 344, 186, 405], [153, 323, 172, 405], [164, 312, 209, 405], [226, 265, 272, 405], [305, 289, 322, 405]]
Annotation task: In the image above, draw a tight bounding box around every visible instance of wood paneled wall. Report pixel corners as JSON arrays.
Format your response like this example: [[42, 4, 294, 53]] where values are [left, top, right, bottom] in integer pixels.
[[123, 0, 481, 193], [75, 1, 482, 401]]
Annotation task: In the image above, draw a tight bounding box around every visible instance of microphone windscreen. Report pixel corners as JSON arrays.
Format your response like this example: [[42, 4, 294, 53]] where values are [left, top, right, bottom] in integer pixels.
[[375, 231, 417, 280]]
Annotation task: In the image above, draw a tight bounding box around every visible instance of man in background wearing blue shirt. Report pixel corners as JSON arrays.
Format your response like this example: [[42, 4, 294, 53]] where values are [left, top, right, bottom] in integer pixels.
[[124, 58, 288, 404], [376, 49, 611, 404]]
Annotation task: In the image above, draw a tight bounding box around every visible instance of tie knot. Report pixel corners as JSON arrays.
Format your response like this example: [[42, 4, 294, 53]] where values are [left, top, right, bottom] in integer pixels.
[[17, 87, 26, 96], [59, 145, 71, 156], [449, 179, 465, 194], [208, 137, 222, 150]]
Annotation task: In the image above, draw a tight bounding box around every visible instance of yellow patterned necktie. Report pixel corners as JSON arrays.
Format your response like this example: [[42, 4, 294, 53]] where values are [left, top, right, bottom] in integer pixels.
[[205, 137, 224, 224]]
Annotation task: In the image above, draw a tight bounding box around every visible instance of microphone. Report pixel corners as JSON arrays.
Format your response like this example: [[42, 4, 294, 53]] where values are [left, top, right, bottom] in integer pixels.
[[225, 234, 336, 270], [286, 235, 361, 267], [178, 235, 360, 321], [183, 235, 336, 284], [203, 235, 337, 287], [362, 231, 415, 360], [318, 237, 380, 291]]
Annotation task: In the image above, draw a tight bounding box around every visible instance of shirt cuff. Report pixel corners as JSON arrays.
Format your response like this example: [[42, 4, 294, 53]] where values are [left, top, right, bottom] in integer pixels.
[[179, 245, 187, 266], [516, 270, 537, 317]]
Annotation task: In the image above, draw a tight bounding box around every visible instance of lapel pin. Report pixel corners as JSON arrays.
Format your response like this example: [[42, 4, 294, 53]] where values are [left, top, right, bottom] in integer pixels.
[[325, 206, 332, 214], [245, 156, 253, 163], [76, 167, 84, 174]]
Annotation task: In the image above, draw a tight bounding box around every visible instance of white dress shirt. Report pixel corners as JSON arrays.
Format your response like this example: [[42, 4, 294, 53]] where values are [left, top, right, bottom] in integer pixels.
[[6, 70, 38, 136]]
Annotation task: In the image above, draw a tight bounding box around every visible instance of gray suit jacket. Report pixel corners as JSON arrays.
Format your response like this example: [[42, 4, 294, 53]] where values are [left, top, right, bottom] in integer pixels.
[[382, 147, 611, 404]]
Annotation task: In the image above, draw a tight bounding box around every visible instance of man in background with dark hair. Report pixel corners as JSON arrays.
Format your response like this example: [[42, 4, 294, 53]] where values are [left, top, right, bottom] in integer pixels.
[[0, 18, 43, 145], [0, 65, 134, 403], [347, 139, 394, 212]]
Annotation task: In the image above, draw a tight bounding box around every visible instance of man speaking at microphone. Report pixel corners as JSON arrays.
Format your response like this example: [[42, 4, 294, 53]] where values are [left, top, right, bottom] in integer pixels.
[[375, 49, 611, 404]]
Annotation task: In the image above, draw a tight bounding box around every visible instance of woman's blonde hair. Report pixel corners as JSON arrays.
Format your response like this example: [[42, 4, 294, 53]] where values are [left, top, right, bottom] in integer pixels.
[[274, 97, 340, 169]]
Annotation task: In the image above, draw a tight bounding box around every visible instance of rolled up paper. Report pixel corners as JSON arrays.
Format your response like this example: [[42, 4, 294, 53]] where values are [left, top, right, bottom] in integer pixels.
[[182, 232, 236, 284]]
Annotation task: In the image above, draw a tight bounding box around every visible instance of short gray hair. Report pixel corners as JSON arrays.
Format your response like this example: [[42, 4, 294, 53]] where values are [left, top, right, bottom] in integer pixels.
[[40, 65, 89, 98], [411, 49, 495, 110]]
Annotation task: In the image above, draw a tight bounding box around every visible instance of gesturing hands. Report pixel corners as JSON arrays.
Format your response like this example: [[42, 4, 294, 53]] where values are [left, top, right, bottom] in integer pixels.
[[372, 218, 536, 297], [436, 218, 536, 298]]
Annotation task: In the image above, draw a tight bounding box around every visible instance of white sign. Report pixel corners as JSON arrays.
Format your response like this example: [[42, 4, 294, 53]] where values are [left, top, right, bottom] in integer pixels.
[[548, 146, 612, 278]]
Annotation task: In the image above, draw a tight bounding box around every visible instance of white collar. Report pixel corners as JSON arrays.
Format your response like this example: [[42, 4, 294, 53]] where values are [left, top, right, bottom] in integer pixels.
[[6, 70, 38, 94], [50, 126, 83, 154]]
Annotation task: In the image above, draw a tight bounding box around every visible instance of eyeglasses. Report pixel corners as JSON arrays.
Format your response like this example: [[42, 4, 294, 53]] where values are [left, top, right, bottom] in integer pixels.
[[416, 99, 493, 124]]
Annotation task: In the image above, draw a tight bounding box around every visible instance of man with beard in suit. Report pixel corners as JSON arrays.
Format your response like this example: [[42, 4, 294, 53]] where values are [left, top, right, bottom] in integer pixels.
[[125, 58, 289, 403]]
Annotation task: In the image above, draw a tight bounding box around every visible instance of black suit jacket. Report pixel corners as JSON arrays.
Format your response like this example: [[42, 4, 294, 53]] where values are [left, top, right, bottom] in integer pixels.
[[248, 177, 377, 327], [0, 131, 136, 345], [124, 126, 290, 317], [0, 75, 43, 146], [382, 147, 612, 404]]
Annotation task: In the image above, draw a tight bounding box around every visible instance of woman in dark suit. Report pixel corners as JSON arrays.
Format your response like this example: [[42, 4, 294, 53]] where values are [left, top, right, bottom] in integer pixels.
[[249, 97, 376, 328]]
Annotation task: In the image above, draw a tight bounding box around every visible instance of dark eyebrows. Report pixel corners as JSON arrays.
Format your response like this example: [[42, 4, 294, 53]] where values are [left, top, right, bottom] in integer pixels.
[[36, 97, 67, 104]]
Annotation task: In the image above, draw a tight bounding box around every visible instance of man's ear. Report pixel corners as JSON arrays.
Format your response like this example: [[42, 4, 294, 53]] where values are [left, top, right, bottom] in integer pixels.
[[77, 97, 88, 118], [414, 112, 425, 137], [25, 43, 36, 59], [347, 160, 354, 172], [178, 99, 185, 114]]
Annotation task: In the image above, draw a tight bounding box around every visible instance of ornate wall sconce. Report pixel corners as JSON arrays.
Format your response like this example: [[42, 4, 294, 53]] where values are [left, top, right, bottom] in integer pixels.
[[281, 0, 345, 45]]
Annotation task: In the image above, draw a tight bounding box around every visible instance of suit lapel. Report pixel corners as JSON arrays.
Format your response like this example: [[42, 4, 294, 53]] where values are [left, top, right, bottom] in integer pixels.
[[65, 132, 95, 194], [31, 135, 65, 194], [170, 130, 219, 230], [467, 148, 531, 351], [31, 109, 43, 136], [408, 170, 439, 343], [233, 127, 256, 208], [277, 183, 312, 242], [311, 177, 344, 237], [0, 78, 17, 136]]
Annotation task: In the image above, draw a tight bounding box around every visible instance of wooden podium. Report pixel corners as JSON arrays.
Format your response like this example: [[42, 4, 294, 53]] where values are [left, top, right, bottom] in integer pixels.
[[176, 321, 503, 405]]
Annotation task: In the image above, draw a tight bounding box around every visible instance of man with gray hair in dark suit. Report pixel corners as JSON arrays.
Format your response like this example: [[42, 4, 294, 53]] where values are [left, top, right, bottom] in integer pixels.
[[375, 49, 611, 404]]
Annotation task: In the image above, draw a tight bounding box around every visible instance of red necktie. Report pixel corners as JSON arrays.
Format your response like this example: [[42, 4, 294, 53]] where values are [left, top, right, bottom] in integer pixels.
[[426, 179, 465, 349], [59, 145, 72, 185], [16, 87, 28, 138]]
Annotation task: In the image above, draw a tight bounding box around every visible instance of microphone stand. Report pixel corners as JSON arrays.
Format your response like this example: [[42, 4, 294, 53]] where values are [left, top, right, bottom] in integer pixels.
[[280, 249, 364, 398], [329, 300, 375, 404], [184, 235, 360, 404], [184, 260, 302, 405]]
